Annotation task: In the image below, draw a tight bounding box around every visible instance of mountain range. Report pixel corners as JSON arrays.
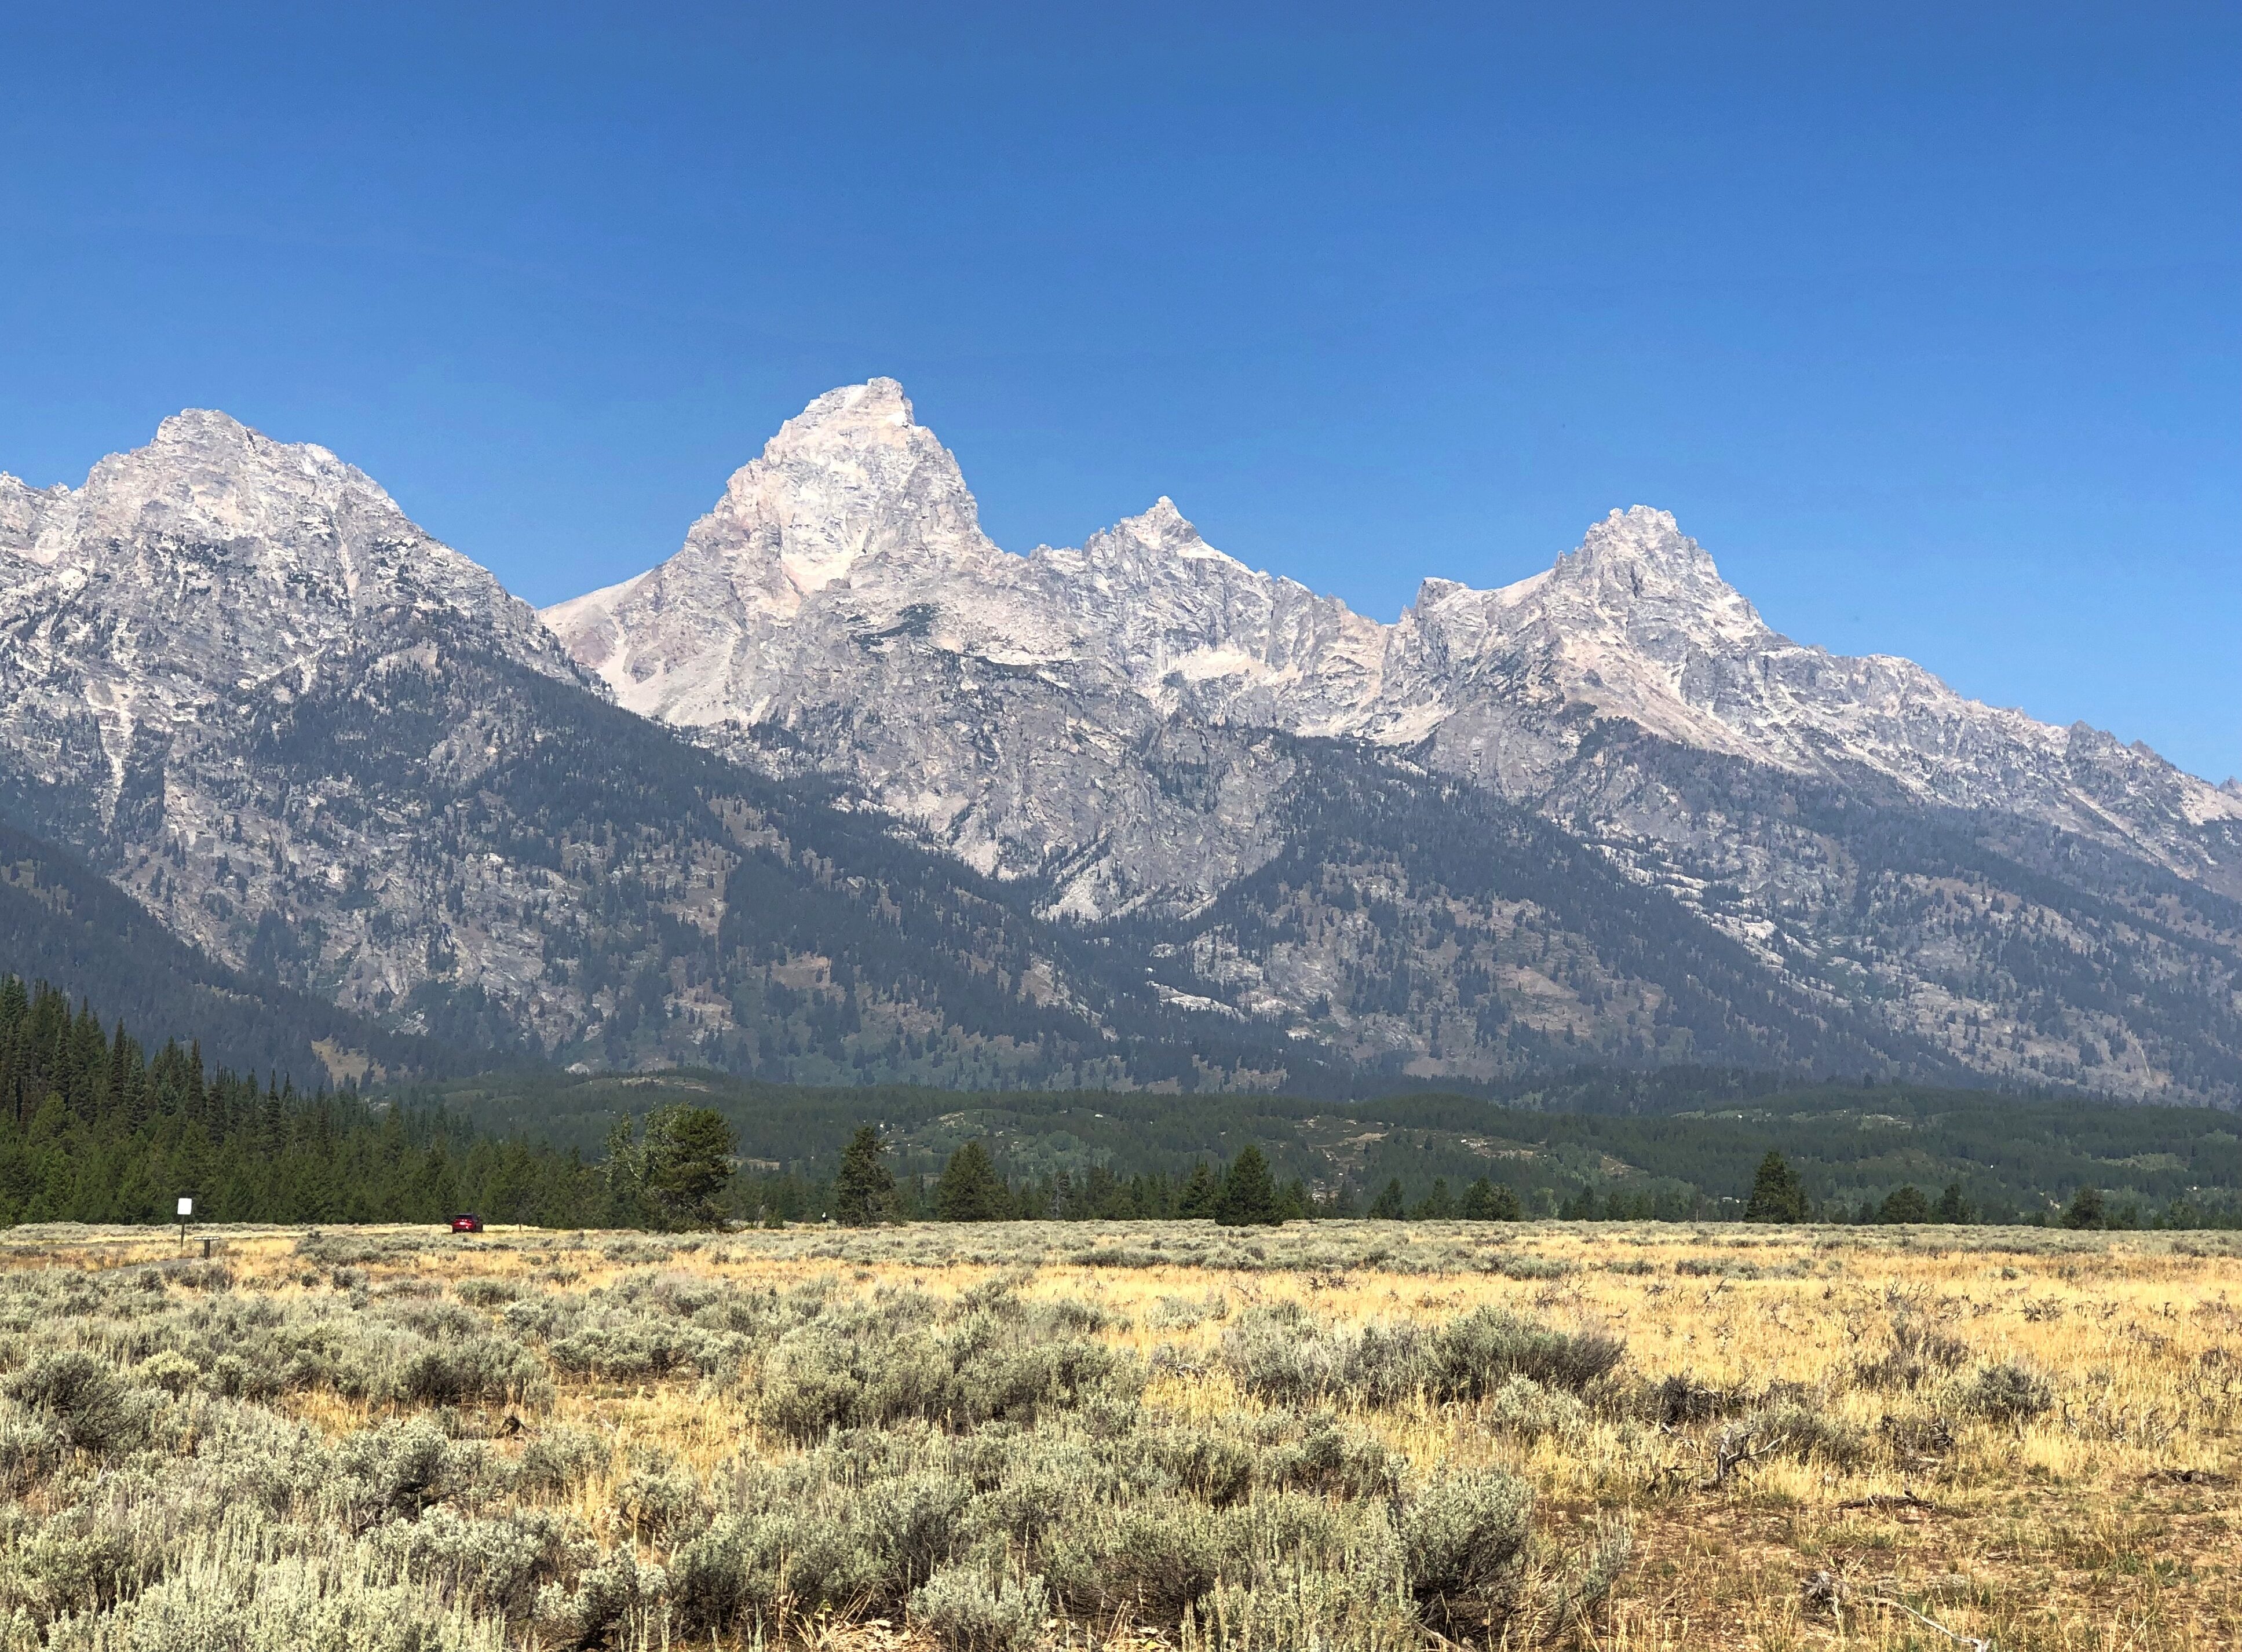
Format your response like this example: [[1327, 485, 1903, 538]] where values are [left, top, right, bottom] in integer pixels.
[[2, 383, 2237, 1100]]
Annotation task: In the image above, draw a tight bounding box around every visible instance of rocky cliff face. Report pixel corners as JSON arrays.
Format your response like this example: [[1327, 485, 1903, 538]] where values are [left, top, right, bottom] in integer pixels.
[[1, 393, 2234, 1099], [543, 381, 2242, 1100], [0, 408, 1298, 1086]]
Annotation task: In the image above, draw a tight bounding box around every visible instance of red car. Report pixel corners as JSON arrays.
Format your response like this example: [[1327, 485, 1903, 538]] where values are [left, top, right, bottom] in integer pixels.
[[448, 1213, 484, 1233]]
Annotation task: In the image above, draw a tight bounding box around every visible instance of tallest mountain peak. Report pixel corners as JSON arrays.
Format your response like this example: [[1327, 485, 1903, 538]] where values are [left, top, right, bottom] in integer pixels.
[[153, 407, 253, 444], [768, 378, 921, 455]]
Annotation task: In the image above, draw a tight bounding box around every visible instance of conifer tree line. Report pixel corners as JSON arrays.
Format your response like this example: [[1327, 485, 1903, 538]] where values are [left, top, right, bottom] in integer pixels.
[[6, 967, 2226, 1233], [769, 1134, 1539, 1227], [754, 1134, 2234, 1232], [0, 974, 618, 1227]]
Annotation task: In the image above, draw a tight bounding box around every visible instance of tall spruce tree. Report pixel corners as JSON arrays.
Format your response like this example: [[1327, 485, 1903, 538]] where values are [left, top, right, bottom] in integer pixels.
[[832, 1125, 896, 1226], [1460, 1177, 1521, 1221], [934, 1140, 1010, 1222], [1214, 1145, 1283, 1227], [1176, 1161, 1220, 1219], [1744, 1150, 1809, 1223], [1412, 1178, 1456, 1220], [1878, 1183, 1930, 1224], [640, 1106, 737, 1229]]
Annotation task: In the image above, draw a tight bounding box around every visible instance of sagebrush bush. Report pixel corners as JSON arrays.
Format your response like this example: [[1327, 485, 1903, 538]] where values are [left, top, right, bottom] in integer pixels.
[[1430, 1307, 1624, 1398], [6, 1352, 138, 1457], [1644, 1370, 1750, 1426], [1856, 1313, 1973, 1390], [1397, 1469, 1535, 1631], [1746, 1400, 1871, 1468], [1219, 1307, 1432, 1406], [1963, 1359, 2054, 1423], [911, 1563, 1050, 1652], [1481, 1374, 1591, 1442]]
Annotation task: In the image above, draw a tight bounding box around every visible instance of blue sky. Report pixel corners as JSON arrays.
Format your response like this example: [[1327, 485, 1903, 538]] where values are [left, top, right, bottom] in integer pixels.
[[3, 3, 2237, 780]]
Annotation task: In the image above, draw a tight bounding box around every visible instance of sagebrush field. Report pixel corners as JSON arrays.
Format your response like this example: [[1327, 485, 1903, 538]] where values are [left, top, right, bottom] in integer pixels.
[[0, 1220, 2234, 1650]]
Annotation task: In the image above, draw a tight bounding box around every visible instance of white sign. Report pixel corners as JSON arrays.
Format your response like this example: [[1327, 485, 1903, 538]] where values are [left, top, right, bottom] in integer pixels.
[[177, 1197, 193, 1218]]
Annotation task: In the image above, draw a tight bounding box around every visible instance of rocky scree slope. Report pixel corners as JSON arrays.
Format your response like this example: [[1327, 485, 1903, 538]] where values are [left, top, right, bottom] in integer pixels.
[[545, 381, 2242, 1101]]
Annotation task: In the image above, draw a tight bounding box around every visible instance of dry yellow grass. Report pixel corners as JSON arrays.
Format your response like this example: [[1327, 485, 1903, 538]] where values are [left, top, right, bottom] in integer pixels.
[[3, 1218, 2236, 1650]]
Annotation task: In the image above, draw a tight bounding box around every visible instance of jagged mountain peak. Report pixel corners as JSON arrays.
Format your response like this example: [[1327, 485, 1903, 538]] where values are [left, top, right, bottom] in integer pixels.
[[116, 408, 374, 500], [762, 376, 922, 458], [1072, 496, 1251, 575], [3, 393, 2240, 1101], [0, 411, 576, 728], [1115, 495, 1192, 539], [49, 410, 454, 589], [1547, 505, 1757, 617], [702, 379, 992, 592], [150, 406, 257, 445], [753, 374, 928, 477]]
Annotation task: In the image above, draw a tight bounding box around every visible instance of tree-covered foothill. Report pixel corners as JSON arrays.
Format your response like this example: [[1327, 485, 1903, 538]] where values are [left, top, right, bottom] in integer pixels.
[[434, 1063, 2242, 1231], [0, 975, 604, 1227]]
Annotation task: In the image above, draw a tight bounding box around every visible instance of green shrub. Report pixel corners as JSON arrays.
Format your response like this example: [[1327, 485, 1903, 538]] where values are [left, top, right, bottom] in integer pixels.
[[1397, 1468, 1535, 1631], [1536, 1518, 1634, 1639], [513, 1425, 608, 1496], [134, 1349, 202, 1395], [1043, 1496, 1225, 1623], [334, 1419, 482, 1523], [366, 1506, 578, 1618], [1429, 1307, 1623, 1398], [1855, 1314, 1971, 1390], [757, 1329, 865, 1440], [1151, 1426, 1258, 1506], [1747, 1401, 1870, 1468], [1262, 1413, 1401, 1500], [911, 1564, 1050, 1652], [1219, 1309, 1432, 1408], [1481, 1374, 1591, 1442], [615, 1460, 705, 1542], [6, 1352, 138, 1456], [1646, 1372, 1748, 1426], [390, 1335, 548, 1409], [0, 1405, 63, 1492], [1963, 1360, 2054, 1423]]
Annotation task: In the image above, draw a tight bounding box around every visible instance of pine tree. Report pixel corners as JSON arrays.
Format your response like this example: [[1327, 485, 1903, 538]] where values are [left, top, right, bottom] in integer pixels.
[[1878, 1183, 1930, 1223], [1460, 1177, 1521, 1221], [935, 1141, 1010, 1221], [1934, 1181, 1972, 1223], [1176, 1161, 1220, 1219], [1412, 1177, 1456, 1220], [602, 1114, 645, 1223], [832, 1125, 896, 1226], [1214, 1146, 1283, 1227], [640, 1106, 737, 1229], [1368, 1178, 1407, 1220], [2061, 1185, 2108, 1230], [1744, 1150, 1808, 1223]]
